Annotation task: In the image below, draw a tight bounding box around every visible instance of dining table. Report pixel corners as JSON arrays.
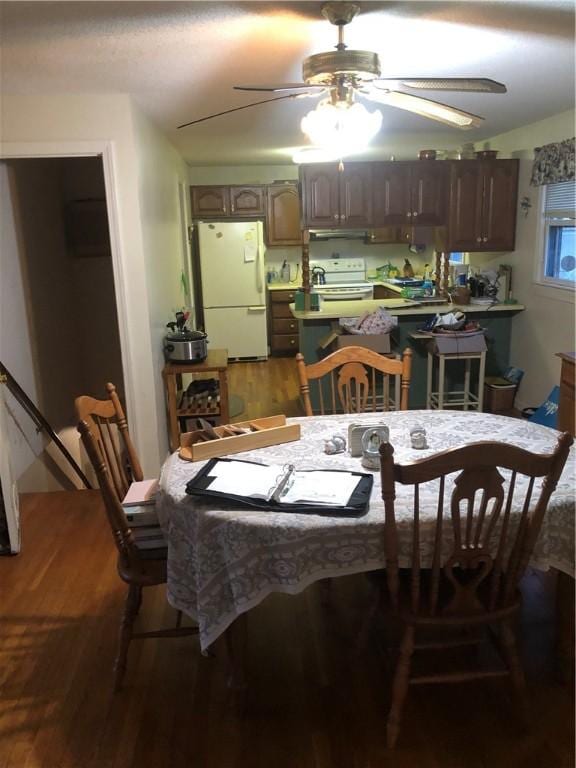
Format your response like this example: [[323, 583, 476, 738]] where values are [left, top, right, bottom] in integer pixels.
[[157, 410, 575, 655]]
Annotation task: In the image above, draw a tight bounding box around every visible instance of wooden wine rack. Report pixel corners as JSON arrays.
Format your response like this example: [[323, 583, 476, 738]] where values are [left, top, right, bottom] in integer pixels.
[[162, 350, 229, 451]]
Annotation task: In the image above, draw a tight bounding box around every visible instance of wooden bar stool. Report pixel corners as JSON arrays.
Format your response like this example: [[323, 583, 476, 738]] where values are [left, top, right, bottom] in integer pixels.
[[426, 347, 487, 410]]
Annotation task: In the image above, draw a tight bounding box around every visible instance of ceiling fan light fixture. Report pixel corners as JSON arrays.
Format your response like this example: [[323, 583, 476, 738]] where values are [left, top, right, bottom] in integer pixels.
[[301, 99, 382, 153]]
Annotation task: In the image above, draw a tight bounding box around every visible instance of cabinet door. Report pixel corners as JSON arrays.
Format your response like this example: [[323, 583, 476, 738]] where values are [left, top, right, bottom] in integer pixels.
[[372, 163, 412, 226], [340, 163, 373, 227], [481, 161, 519, 251], [191, 186, 230, 217], [446, 161, 484, 251], [230, 186, 265, 216], [266, 183, 302, 245], [300, 165, 340, 227], [409, 162, 448, 225]]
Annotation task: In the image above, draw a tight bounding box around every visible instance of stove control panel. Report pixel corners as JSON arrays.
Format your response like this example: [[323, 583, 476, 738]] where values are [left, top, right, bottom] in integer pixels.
[[310, 258, 366, 274]]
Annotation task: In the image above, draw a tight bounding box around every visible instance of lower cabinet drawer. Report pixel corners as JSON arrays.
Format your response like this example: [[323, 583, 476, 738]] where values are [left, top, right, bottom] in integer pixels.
[[273, 318, 298, 334], [271, 334, 299, 354], [271, 302, 294, 319]]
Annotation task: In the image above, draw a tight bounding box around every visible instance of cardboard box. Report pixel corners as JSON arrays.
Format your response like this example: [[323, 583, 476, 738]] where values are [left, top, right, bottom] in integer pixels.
[[334, 332, 392, 354], [430, 331, 486, 355]]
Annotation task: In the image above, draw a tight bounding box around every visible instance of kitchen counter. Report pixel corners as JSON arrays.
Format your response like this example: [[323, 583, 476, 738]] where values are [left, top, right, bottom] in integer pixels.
[[290, 299, 524, 320], [294, 300, 525, 409], [267, 282, 300, 291]]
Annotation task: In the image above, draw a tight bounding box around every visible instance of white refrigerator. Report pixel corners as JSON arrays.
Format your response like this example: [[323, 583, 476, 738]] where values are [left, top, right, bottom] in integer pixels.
[[197, 221, 268, 359]]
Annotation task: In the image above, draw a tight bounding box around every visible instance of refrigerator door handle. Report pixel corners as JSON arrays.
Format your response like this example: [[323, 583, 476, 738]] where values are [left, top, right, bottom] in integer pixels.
[[247, 306, 266, 312], [256, 241, 263, 294]]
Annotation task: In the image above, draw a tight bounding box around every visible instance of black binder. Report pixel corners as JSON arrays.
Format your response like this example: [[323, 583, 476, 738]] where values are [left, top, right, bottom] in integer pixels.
[[185, 457, 374, 517]]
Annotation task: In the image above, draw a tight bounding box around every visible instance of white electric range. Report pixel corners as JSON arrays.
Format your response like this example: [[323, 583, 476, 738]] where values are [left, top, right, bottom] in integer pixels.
[[309, 258, 374, 301]]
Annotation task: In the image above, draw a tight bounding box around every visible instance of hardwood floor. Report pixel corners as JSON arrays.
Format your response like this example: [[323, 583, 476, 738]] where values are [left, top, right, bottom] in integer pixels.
[[1, 357, 573, 768]]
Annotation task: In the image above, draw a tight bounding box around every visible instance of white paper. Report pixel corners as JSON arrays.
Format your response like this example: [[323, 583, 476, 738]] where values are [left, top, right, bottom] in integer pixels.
[[206, 461, 285, 500], [243, 242, 257, 263], [280, 471, 359, 506]]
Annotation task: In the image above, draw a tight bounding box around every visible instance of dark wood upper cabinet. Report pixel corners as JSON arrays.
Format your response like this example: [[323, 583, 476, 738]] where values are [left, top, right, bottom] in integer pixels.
[[191, 186, 230, 217], [229, 185, 266, 216], [372, 161, 448, 227], [191, 185, 265, 218], [446, 160, 519, 252], [266, 183, 302, 246], [300, 163, 372, 228]]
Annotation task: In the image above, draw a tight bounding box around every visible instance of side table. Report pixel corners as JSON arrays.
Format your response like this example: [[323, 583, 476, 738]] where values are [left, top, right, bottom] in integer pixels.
[[162, 349, 229, 452]]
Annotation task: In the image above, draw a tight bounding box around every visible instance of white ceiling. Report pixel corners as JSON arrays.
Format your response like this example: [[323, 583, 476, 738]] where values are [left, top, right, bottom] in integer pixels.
[[1, 1, 574, 165]]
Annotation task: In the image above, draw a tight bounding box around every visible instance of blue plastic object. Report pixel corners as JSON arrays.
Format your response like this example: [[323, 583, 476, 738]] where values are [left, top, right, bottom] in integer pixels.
[[527, 386, 560, 429]]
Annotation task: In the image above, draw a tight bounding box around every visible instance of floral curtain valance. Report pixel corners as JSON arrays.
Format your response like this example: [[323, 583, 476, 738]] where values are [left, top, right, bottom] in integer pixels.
[[530, 137, 575, 186]]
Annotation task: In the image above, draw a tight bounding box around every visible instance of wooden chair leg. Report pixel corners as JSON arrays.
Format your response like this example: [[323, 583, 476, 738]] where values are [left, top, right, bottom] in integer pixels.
[[114, 584, 140, 692], [133, 585, 143, 616], [500, 619, 529, 728], [387, 625, 415, 749]]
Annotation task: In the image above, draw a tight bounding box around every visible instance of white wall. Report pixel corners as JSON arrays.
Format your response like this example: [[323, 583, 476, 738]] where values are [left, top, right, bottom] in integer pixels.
[[475, 110, 575, 410], [1, 93, 189, 479], [130, 104, 191, 460]]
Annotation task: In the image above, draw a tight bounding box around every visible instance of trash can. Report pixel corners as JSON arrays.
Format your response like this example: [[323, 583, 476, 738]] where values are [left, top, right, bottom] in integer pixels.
[[484, 376, 517, 413]]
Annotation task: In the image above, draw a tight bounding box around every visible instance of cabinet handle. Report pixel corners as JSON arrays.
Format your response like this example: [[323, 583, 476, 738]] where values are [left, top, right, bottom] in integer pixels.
[[230, 204, 235, 213], [334, 214, 339, 220], [289, 323, 295, 329], [483, 236, 488, 242], [476, 237, 482, 243], [413, 211, 418, 217], [288, 293, 294, 300], [290, 339, 295, 345], [407, 212, 412, 218]]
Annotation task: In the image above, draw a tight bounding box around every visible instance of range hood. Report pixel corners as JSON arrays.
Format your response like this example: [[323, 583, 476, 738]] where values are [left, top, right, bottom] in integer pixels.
[[309, 229, 368, 242]]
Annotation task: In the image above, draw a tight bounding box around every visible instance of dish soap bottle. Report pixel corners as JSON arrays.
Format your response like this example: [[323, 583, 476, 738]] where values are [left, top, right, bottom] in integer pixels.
[[403, 258, 414, 278]]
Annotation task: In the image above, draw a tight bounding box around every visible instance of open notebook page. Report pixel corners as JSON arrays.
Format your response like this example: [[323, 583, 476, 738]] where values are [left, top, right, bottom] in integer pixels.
[[205, 461, 287, 501], [280, 471, 360, 506]]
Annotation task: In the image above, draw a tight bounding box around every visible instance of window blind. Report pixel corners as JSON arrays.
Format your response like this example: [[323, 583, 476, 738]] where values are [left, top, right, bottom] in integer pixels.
[[545, 180, 576, 217]]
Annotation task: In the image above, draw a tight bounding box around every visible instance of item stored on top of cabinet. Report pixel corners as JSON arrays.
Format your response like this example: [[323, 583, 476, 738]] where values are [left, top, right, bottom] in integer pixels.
[[444, 159, 519, 251], [300, 163, 373, 228], [419, 150, 437, 160], [179, 414, 301, 462], [268, 289, 299, 355], [162, 350, 230, 452]]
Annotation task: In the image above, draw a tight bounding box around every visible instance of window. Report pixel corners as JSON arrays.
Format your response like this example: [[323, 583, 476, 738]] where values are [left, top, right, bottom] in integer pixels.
[[449, 252, 465, 264], [539, 180, 575, 289]]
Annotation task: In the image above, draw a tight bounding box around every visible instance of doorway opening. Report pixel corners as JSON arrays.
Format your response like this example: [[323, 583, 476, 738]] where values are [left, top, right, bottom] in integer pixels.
[[1, 155, 124, 492]]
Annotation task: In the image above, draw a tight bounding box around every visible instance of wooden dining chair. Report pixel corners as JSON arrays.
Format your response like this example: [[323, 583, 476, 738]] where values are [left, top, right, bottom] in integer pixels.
[[296, 346, 413, 416], [378, 433, 573, 748], [75, 382, 143, 503], [75, 383, 198, 690]]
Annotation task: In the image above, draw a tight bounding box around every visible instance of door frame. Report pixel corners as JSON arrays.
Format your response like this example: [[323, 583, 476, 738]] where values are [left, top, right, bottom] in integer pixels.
[[0, 140, 136, 436]]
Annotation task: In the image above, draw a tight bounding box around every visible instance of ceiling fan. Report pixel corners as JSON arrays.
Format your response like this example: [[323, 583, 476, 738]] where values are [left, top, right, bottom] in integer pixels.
[[178, 1, 506, 132]]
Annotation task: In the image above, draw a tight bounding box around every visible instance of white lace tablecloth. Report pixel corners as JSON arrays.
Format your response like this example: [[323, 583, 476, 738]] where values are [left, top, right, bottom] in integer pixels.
[[158, 411, 575, 652]]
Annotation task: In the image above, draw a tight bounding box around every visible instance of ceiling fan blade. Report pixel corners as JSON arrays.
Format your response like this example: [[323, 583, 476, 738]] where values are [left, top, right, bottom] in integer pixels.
[[177, 93, 316, 129], [375, 78, 506, 94], [234, 83, 324, 93], [366, 89, 484, 128]]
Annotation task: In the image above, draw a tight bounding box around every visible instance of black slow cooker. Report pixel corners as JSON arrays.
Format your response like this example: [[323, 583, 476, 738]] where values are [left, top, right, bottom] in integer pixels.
[[163, 329, 208, 363]]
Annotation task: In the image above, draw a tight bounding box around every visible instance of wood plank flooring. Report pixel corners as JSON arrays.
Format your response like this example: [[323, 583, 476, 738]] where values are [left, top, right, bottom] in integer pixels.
[[0, 357, 573, 768]]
